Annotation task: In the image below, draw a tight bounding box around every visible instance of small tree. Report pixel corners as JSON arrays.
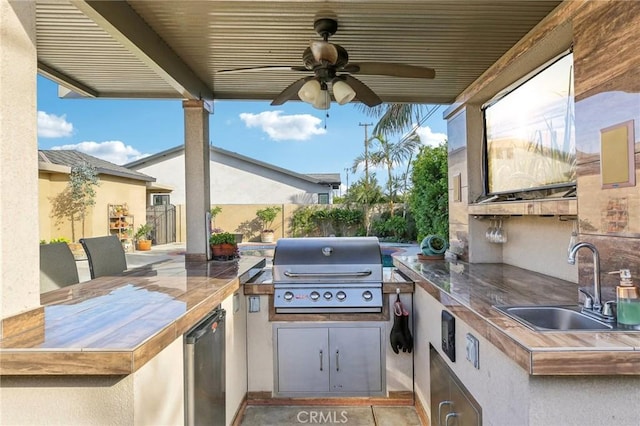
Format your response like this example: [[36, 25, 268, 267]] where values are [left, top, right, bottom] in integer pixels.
[[209, 206, 222, 229], [50, 163, 100, 242]]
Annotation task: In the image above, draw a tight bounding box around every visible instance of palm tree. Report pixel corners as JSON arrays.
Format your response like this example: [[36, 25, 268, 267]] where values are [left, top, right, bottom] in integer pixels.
[[343, 175, 384, 236], [357, 104, 441, 137], [366, 133, 422, 215]]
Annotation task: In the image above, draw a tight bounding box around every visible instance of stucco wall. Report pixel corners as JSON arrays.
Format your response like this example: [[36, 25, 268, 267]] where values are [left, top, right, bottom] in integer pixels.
[[222, 291, 248, 423], [38, 170, 148, 243], [132, 149, 333, 206], [0, 336, 185, 426], [1, 0, 40, 317]]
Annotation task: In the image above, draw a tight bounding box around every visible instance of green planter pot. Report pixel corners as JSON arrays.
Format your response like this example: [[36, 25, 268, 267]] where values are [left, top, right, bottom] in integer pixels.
[[420, 235, 448, 256]]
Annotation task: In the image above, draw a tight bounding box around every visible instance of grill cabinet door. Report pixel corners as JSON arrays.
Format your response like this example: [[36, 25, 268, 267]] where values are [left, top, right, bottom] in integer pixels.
[[329, 327, 382, 393], [430, 345, 482, 426], [277, 327, 329, 393]]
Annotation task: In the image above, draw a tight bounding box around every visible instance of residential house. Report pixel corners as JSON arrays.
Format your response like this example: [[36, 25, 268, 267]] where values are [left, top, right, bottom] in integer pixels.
[[126, 145, 342, 240], [38, 150, 155, 245], [125, 145, 341, 206]]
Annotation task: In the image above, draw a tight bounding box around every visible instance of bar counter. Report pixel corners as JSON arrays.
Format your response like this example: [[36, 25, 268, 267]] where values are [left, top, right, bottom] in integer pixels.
[[0, 256, 266, 376], [394, 255, 640, 375]]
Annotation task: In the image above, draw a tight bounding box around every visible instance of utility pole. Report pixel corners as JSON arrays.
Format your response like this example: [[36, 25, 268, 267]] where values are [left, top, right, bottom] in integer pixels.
[[344, 167, 350, 194], [359, 122, 373, 182]]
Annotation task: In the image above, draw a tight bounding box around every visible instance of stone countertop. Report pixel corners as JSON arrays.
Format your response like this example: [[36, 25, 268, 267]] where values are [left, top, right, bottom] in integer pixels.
[[0, 256, 266, 376], [394, 255, 640, 376]]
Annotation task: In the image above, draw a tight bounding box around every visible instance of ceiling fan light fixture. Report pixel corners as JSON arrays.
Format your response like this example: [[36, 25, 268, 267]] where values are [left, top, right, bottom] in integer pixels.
[[312, 88, 331, 110], [332, 80, 356, 105], [298, 79, 322, 103]]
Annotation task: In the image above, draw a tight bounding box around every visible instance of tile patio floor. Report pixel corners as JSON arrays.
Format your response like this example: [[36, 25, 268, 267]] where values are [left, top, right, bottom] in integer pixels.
[[239, 405, 422, 426]]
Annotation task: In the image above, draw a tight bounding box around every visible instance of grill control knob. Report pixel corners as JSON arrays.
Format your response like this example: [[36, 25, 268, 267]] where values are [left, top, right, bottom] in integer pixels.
[[336, 291, 347, 301], [310, 291, 320, 301], [283, 291, 294, 301], [323, 291, 333, 300], [362, 290, 373, 301]]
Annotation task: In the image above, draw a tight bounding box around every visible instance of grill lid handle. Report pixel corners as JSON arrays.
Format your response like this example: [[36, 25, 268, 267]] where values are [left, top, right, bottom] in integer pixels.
[[283, 270, 373, 278]]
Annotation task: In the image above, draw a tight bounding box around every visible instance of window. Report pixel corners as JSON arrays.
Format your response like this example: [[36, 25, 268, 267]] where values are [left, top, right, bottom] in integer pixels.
[[483, 51, 576, 195], [318, 193, 330, 204], [153, 194, 170, 205]]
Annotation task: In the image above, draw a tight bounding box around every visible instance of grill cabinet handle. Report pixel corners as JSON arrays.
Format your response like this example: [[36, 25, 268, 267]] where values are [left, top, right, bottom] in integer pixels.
[[445, 412, 458, 426], [438, 401, 453, 426], [283, 270, 372, 278], [319, 350, 323, 371], [335, 349, 340, 371]]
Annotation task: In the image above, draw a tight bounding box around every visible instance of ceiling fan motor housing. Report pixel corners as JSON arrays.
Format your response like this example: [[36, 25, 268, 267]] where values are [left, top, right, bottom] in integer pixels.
[[314, 18, 338, 39]]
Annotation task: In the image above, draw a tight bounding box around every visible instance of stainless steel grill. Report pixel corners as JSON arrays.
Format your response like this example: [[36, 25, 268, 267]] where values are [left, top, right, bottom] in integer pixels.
[[272, 237, 383, 313]]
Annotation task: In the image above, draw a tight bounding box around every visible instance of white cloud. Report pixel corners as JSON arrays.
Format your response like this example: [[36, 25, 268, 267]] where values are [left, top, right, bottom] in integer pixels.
[[239, 110, 326, 141], [51, 141, 149, 165], [415, 125, 446, 147], [38, 111, 73, 138]]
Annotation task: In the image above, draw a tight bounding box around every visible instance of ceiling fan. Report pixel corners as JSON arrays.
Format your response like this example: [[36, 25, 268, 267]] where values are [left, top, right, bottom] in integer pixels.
[[217, 17, 436, 109]]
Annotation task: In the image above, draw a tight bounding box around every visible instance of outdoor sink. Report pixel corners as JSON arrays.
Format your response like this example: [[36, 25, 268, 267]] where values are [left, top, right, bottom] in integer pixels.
[[494, 305, 614, 331]]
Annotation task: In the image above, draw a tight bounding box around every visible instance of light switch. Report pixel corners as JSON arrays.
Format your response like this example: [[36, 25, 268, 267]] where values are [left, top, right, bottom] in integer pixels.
[[249, 296, 260, 313], [466, 333, 479, 369]]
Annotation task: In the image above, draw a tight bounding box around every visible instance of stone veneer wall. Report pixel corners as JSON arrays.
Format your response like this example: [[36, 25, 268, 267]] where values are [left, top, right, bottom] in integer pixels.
[[446, 0, 640, 290], [572, 0, 640, 288]]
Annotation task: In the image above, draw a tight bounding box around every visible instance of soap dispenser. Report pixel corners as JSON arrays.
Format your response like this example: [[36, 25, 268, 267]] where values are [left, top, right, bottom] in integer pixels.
[[613, 269, 640, 330]]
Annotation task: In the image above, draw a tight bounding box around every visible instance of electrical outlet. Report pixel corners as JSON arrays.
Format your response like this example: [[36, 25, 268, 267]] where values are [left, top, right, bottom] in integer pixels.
[[233, 292, 240, 313], [248, 296, 260, 313], [466, 333, 480, 369]]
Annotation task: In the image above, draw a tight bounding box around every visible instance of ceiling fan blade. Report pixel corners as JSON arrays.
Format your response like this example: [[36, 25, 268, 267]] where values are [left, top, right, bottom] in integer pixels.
[[342, 75, 382, 107], [217, 65, 308, 74], [310, 40, 338, 64], [271, 76, 315, 106], [344, 62, 436, 79]]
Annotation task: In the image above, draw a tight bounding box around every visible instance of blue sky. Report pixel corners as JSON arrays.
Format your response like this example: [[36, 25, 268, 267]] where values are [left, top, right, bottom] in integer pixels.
[[36, 75, 447, 186]]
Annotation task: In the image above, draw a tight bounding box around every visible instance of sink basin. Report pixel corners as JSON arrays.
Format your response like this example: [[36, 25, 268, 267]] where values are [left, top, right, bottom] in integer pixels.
[[494, 305, 614, 331]]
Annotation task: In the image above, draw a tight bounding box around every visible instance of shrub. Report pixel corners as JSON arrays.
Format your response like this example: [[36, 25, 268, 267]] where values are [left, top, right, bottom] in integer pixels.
[[49, 237, 70, 244], [409, 143, 449, 241], [209, 232, 237, 245], [256, 206, 281, 231]]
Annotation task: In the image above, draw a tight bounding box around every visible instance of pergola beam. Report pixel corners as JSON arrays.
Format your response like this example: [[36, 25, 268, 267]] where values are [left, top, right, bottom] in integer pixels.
[[71, 0, 214, 100]]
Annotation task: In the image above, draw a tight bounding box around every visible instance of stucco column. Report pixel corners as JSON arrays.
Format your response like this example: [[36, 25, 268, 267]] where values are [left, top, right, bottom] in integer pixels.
[[183, 100, 211, 262], [0, 0, 40, 321]]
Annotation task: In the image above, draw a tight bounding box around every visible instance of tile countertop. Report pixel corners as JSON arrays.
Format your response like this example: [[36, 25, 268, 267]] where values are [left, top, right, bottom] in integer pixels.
[[394, 255, 640, 376], [0, 256, 266, 376]]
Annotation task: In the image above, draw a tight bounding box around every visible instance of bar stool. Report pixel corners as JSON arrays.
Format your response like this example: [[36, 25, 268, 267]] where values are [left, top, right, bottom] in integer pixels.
[[40, 242, 80, 293], [80, 235, 127, 279]]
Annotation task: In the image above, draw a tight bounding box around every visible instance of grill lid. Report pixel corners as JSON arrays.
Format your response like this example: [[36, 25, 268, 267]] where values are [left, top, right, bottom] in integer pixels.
[[272, 237, 383, 283]]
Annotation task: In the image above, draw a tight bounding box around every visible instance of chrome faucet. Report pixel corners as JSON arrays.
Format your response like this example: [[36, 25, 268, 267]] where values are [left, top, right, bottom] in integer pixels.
[[568, 242, 602, 313]]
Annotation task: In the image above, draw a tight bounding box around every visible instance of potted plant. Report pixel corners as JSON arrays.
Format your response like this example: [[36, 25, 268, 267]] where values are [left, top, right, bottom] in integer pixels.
[[134, 223, 153, 251], [256, 206, 281, 242], [209, 231, 238, 258]]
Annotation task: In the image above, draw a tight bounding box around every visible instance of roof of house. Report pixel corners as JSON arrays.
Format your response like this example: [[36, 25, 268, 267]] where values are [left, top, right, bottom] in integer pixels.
[[125, 145, 341, 188], [39, 150, 155, 182]]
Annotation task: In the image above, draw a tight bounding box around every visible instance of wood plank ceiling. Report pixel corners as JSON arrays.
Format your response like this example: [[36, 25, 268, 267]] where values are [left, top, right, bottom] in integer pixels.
[[35, 0, 563, 105]]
